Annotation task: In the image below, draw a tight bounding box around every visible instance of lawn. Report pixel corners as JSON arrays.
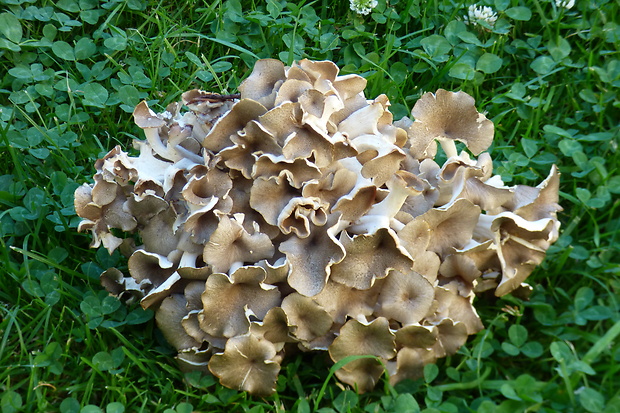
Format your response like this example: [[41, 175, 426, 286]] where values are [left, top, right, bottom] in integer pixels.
[[1, 0, 619, 412]]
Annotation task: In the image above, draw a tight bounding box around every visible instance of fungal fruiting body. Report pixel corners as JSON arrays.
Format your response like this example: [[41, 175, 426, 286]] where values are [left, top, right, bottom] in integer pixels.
[[75, 58, 561, 395]]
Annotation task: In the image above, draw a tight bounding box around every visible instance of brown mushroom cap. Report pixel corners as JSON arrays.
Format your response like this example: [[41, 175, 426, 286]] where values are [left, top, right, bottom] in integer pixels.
[[333, 74, 367, 101], [407, 89, 494, 159], [430, 318, 469, 358], [250, 173, 300, 226], [419, 198, 482, 257], [255, 102, 300, 146], [428, 285, 484, 335], [250, 307, 295, 345], [208, 332, 280, 396], [133, 100, 166, 129], [281, 293, 333, 343], [219, 120, 282, 179], [139, 208, 181, 256], [411, 250, 441, 284], [349, 171, 424, 235], [295, 59, 339, 87], [375, 269, 435, 325], [199, 266, 280, 338], [274, 78, 313, 106], [330, 228, 413, 290], [278, 218, 346, 297], [439, 253, 482, 285], [395, 324, 438, 349], [452, 175, 515, 215], [156, 294, 201, 351], [128, 249, 176, 288], [238, 58, 286, 108], [253, 154, 321, 188], [176, 347, 212, 374], [277, 196, 329, 238], [299, 89, 344, 135], [390, 347, 437, 384], [514, 164, 562, 222], [133, 101, 188, 162], [181, 167, 233, 209], [203, 215, 275, 273], [474, 211, 558, 296], [494, 231, 549, 297], [397, 218, 431, 256], [312, 279, 382, 325], [202, 99, 268, 153], [328, 317, 396, 392], [301, 165, 358, 206]]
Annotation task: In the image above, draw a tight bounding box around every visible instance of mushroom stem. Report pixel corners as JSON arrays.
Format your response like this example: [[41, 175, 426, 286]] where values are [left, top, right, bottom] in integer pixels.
[[229, 261, 244, 275], [174, 144, 204, 164], [439, 138, 458, 159], [349, 190, 408, 234], [179, 251, 199, 268], [350, 173, 419, 234], [144, 129, 176, 161], [370, 186, 411, 219], [389, 217, 405, 231], [473, 213, 496, 241]]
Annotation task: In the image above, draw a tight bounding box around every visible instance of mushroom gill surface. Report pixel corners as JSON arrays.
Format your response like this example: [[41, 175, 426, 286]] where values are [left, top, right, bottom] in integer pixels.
[[75, 58, 561, 395]]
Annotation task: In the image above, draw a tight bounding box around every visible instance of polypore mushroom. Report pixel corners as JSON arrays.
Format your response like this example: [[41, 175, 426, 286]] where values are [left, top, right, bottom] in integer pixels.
[[75, 58, 561, 396], [218, 120, 282, 178], [330, 228, 413, 290], [238, 58, 286, 108], [406, 89, 494, 159], [202, 99, 268, 153], [328, 317, 396, 392], [277, 196, 329, 238], [253, 154, 321, 188], [250, 173, 300, 226], [208, 332, 281, 396], [203, 214, 274, 273], [350, 171, 425, 234], [156, 294, 201, 351], [249, 307, 295, 346], [199, 266, 280, 338], [473, 210, 559, 296], [312, 279, 383, 325], [419, 198, 482, 257], [74, 182, 137, 253], [375, 269, 435, 325], [278, 217, 346, 297], [281, 293, 333, 345]]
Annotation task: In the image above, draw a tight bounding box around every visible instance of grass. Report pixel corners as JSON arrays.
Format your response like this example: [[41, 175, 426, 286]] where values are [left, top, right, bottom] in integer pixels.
[[0, 0, 619, 411]]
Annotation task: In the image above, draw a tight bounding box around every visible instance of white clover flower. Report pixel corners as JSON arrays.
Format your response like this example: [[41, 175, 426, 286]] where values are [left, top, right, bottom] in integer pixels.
[[350, 0, 378, 15], [554, 0, 575, 9], [464, 4, 498, 27]]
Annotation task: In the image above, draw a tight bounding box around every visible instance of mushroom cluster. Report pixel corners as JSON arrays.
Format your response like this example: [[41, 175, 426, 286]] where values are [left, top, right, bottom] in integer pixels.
[[74, 58, 561, 395]]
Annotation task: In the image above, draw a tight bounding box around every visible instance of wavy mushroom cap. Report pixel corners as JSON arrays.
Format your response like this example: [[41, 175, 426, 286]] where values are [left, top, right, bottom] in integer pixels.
[[375, 269, 435, 325], [238, 58, 286, 108], [278, 218, 346, 297], [330, 228, 413, 290], [208, 332, 281, 396], [203, 214, 275, 273], [407, 89, 494, 159], [199, 266, 280, 338], [420, 198, 482, 257], [328, 317, 396, 393], [281, 293, 333, 343]]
